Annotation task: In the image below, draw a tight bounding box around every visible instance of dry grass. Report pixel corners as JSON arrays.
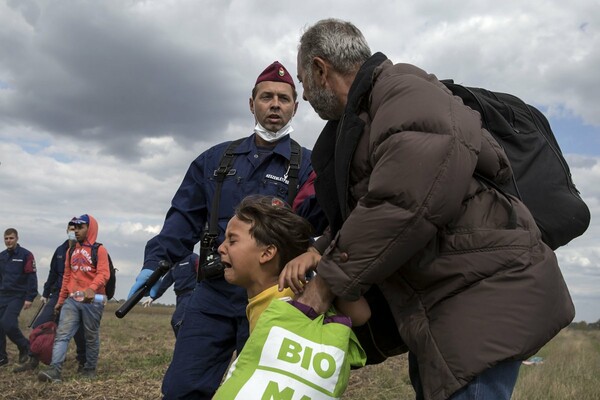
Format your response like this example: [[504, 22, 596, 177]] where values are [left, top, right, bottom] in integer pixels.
[[512, 329, 600, 400], [343, 354, 414, 399], [2, 300, 598, 399], [343, 330, 600, 400], [2, 301, 174, 400]]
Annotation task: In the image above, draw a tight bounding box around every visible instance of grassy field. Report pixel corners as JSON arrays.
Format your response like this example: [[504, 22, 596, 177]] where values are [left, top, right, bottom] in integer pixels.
[[1, 300, 598, 399]]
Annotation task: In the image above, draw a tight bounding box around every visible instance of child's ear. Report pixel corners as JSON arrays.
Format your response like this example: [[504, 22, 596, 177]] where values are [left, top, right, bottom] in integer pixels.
[[259, 244, 277, 264]]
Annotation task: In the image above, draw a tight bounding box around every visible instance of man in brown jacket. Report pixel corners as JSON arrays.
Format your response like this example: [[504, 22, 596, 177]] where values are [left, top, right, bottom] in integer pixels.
[[293, 18, 575, 400]]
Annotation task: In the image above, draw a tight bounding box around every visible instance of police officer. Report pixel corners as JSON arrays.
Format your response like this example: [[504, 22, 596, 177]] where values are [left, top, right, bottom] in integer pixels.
[[0, 228, 37, 367], [141, 253, 199, 337], [128, 61, 321, 399]]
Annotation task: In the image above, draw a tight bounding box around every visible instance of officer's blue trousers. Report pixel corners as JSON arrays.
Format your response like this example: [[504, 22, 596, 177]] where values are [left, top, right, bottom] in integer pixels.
[[171, 292, 192, 338], [161, 283, 249, 400], [0, 295, 29, 359]]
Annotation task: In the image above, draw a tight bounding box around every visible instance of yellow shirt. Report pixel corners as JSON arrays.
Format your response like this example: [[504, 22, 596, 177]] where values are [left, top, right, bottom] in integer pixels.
[[246, 285, 294, 333]]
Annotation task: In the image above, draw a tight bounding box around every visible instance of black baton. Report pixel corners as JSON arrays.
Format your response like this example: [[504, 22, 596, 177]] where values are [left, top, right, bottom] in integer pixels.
[[28, 300, 47, 328], [115, 260, 171, 319]]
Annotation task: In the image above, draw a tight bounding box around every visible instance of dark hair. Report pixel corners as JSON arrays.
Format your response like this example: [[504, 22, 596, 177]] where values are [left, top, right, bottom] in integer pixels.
[[235, 195, 313, 270], [4, 228, 18, 237]]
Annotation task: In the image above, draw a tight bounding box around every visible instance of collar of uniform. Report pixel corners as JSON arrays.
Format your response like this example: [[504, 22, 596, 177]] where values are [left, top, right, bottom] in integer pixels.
[[8, 244, 21, 254], [236, 133, 293, 160]]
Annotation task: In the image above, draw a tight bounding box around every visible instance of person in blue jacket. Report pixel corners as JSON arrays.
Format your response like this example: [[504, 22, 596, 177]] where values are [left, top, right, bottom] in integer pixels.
[[14, 221, 86, 372], [141, 253, 199, 337], [128, 61, 322, 399], [0, 228, 37, 368]]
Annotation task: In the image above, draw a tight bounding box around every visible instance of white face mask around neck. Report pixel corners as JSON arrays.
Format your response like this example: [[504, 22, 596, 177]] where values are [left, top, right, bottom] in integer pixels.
[[253, 120, 294, 143]]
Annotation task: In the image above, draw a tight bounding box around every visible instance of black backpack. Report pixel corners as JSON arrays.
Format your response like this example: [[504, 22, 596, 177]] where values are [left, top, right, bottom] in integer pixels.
[[442, 80, 590, 249], [69, 243, 117, 300]]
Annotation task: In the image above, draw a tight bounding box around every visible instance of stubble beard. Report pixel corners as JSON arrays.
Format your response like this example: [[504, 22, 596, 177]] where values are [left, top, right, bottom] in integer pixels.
[[305, 73, 342, 121]]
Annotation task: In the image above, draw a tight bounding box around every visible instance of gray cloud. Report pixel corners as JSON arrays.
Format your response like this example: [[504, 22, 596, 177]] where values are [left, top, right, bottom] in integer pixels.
[[2, 1, 249, 159], [2, 1, 598, 160]]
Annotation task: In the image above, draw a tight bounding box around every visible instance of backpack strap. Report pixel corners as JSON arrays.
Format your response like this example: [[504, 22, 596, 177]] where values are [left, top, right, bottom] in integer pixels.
[[198, 138, 302, 278], [205, 138, 302, 240], [91, 243, 102, 267], [287, 139, 302, 205], [474, 173, 517, 229], [207, 139, 245, 238], [69, 243, 102, 267], [198, 139, 244, 281]]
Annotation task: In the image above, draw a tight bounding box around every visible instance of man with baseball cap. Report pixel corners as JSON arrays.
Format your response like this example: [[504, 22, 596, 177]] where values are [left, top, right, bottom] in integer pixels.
[[128, 61, 322, 399], [38, 213, 110, 382]]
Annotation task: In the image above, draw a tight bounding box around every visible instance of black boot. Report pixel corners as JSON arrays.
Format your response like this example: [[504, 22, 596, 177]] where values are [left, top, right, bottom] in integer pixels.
[[13, 356, 39, 373], [18, 347, 29, 364]]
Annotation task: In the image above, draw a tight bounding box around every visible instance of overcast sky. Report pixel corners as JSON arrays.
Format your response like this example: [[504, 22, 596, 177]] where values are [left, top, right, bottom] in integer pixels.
[[1, 0, 598, 322]]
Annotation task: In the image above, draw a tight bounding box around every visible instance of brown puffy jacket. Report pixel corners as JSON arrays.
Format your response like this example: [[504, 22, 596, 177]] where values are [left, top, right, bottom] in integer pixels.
[[312, 53, 574, 400]]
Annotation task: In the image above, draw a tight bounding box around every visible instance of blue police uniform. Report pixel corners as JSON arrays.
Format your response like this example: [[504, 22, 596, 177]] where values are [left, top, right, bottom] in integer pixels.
[[38, 241, 69, 326], [142, 133, 316, 399], [35, 240, 86, 365], [152, 253, 199, 337], [0, 244, 37, 362]]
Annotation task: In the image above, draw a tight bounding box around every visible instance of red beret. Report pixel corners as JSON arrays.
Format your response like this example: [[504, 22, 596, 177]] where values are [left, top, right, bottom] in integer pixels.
[[255, 61, 295, 89]]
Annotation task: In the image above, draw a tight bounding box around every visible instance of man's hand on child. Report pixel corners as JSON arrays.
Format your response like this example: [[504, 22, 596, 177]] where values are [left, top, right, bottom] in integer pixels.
[[278, 251, 321, 294]]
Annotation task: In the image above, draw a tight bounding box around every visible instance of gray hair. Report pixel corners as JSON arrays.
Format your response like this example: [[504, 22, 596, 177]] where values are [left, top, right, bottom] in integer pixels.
[[299, 18, 372, 76]]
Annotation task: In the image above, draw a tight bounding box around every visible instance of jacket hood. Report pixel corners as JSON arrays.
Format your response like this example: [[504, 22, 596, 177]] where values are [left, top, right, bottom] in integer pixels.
[[83, 214, 99, 245]]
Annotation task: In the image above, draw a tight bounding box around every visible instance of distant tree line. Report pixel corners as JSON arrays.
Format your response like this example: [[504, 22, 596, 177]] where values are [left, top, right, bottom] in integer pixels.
[[569, 320, 600, 330]]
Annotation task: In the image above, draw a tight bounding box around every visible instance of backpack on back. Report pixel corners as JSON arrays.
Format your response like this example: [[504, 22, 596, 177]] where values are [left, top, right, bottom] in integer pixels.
[[442, 80, 590, 249], [69, 243, 117, 300]]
